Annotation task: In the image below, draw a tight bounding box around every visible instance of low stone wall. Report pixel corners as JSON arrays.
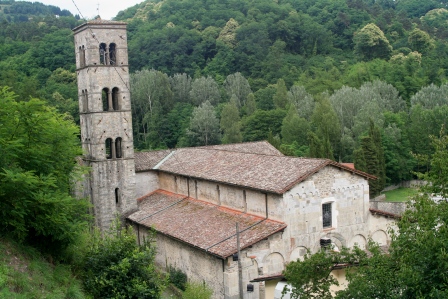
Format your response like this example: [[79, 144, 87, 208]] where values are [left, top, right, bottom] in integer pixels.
[[370, 201, 407, 215], [382, 180, 425, 192]]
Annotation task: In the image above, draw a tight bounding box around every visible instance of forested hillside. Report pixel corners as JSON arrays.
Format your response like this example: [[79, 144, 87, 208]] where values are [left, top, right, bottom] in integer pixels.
[[1, 0, 448, 193]]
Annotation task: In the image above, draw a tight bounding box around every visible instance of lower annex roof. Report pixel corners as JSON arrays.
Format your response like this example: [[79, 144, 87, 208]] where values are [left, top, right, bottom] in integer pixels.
[[127, 190, 287, 259]]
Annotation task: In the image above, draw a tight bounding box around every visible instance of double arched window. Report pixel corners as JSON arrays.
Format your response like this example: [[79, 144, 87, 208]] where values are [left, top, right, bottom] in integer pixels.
[[105, 137, 124, 159], [99, 43, 117, 65], [102, 87, 120, 111]]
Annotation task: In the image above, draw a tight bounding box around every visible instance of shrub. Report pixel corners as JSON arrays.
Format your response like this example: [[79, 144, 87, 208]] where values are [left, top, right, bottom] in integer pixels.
[[168, 266, 187, 291], [182, 282, 213, 299], [81, 221, 167, 298]]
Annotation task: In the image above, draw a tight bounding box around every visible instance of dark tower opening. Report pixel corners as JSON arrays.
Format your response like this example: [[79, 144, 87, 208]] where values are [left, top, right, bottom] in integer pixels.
[[112, 87, 119, 110], [84, 89, 88, 112], [115, 188, 121, 206], [105, 138, 113, 159], [109, 43, 117, 65], [102, 88, 110, 111], [115, 137, 122, 158], [99, 43, 107, 65]]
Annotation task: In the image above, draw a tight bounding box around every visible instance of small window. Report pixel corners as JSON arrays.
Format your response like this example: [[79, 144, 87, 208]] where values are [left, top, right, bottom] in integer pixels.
[[81, 45, 86, 67], [115, 137, 122, 158], [105, 138, 112, 159], [322, 203, 332, 228], [83, 89, 89, 112], [115, 188, 121, 206]]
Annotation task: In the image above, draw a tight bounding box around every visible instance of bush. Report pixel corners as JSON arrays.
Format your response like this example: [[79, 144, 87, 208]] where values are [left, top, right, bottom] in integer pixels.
[[81, 221, 167, 299], [182, 282, 213, 299], [168, 266, 187, 291]]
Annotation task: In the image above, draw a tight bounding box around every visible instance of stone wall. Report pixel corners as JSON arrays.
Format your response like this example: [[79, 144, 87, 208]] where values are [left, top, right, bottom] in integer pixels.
[[134, 225, 226, 299], [135, 172, 159, 199], [283, 165, 371, 256], [370, 201, 407, 215]]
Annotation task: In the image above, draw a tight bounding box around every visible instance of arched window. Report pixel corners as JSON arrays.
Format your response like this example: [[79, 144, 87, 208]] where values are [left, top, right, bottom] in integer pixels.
[[105, 138, 112, 159], [84, 89, 89, 112], [109, 43, 117, 65], [81, 45, 86, 67], [78, 46, 83, 67], [112, 87, 119, 110], [99, 43, 107, 65], [115, 188, 121, 206], [81, 90, 85, 111], [115, 137, 122, 158], [102, 88, 111, 111]]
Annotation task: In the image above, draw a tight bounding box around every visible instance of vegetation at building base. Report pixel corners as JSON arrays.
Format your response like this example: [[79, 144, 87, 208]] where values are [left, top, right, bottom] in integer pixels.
[[0, 88, 168, 298], [284, 130, 448, 299], [78, 222, 167, 299]]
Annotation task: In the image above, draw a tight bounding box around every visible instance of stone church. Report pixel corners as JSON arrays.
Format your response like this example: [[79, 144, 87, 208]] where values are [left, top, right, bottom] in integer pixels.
[[73, 20, 396, 299]]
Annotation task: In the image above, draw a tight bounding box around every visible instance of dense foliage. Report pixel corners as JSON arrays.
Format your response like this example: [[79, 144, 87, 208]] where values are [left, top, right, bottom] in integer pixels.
[[3, 0, 448, 189], [81, 223, 167, 299], [0, 87, 89, 255], [284, 130, 448, 298]]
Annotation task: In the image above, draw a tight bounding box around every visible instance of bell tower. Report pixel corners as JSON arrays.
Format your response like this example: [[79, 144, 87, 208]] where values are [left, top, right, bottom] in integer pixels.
[[73, 19, 136, 230]]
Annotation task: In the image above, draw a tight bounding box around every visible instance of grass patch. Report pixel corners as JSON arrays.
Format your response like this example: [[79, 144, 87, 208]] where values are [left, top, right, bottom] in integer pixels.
[[383, 188, 418, 202], [0, 237, 88, 299]]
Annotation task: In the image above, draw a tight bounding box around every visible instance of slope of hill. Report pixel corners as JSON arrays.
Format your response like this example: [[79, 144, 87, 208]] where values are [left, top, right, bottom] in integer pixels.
[[0, 238, 87, 298]]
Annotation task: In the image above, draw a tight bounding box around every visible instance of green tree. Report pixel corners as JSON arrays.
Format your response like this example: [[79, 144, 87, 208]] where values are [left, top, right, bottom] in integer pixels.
[[243, 92, 256, 116], [130, 69, 173, 149], [223, 72, 252, 107], [0, 87, 89, 254], [273, 78, 288, 109], [187, 101, 221, 146], [353, 23, 392, 60], [310, 97, 341, 160], [242, 109, 287, 141], [354, 121, 385, 198], [408, 28, 435, 54], [281, 106, 310, 146], [190, 76, 221, 106], [169, 73, 192, 104], [82, 223, 166, 299], [220, 98, 242, 144], [287, 85, 315, 120]]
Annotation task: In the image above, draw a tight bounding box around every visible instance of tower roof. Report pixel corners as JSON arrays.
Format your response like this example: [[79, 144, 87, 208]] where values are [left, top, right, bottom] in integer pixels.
[[72, 18, 127, 33]]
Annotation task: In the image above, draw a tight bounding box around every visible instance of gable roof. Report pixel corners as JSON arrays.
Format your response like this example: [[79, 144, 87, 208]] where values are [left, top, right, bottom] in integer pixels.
[[134, 142, 375, 195], [128, 190, 287, 259], [196, 141, 284, 156]]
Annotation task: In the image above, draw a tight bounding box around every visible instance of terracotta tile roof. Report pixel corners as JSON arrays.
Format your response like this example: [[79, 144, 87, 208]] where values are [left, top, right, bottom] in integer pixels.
[[369, 208, 401, 219], [134, 149, 171, 172], [340, 163, 355, 170], [135, 146, 375, 194], [128, 190, 287, 259], [197, 141, 284, 156]]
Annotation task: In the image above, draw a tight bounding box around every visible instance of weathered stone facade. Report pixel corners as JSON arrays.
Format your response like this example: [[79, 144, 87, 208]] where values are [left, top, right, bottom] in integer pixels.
[[131, 159, 393, 299], [73, 20, 137, 230]]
